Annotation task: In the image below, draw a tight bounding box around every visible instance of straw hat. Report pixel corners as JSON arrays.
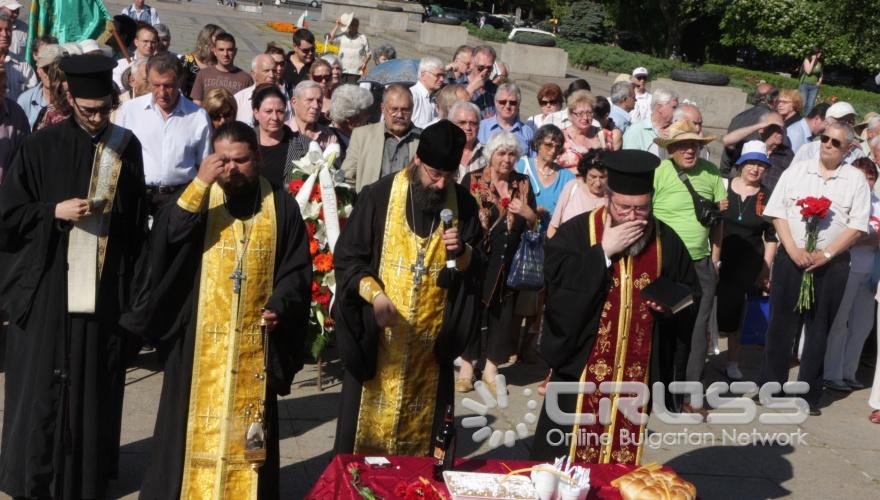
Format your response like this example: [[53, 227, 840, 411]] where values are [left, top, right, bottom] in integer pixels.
[[855, 111, 879, 134], [339, 12, 355, 30], [653, 119, 717, 149]]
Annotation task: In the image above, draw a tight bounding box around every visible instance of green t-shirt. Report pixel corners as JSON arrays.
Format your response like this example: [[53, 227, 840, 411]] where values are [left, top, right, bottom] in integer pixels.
[[801, 61, 822, 85], [652, 158, 727, 260]]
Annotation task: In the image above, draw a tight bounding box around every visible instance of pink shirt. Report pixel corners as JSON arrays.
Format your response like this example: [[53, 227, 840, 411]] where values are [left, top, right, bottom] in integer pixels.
[[549, 179, 607, 231]]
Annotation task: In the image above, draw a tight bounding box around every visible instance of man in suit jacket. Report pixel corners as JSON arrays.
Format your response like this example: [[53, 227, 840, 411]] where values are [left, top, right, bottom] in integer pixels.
[[343, 83, 421, 192]]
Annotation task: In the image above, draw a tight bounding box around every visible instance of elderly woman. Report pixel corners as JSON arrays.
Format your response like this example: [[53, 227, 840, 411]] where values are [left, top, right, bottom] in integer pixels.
[[181, 24, 224, 98], [528, 83, 565, 129], [321, 54, 343, 88], [328, 84, 374, 165], [777, 88, 803, 128], [451, 100, 487, 181], [202, 87, 237, 129], [548, 151, 608, 238], [252, 84, 307, 188], [309, 59, 335, 122], [557, 90, 607, 173], [824, 158, 880, 393], [35, 60, 73, 131], [457, 132, 538, 393], [516, 124, 573, 232], [372, 44, 397, 65], [716, 141, 777, 380]]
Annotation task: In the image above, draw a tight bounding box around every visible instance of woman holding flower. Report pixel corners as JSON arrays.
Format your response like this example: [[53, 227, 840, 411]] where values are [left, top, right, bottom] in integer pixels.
[[457, 132, 538, 393]]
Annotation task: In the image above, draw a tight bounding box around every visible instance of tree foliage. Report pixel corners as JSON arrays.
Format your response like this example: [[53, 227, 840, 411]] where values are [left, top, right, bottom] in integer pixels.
[[719, 0, 880, 72], [558, 1, 608, 43]]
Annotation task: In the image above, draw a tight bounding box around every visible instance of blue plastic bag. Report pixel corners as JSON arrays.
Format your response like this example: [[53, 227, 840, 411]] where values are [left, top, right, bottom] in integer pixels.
[[506, 230, 545, 291]]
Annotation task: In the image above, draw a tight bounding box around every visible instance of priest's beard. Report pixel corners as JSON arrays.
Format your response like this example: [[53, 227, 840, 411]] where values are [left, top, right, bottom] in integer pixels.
[[219, 171, 259, 197], [608, 215, 655, 256], [409, 166, 445, 213]]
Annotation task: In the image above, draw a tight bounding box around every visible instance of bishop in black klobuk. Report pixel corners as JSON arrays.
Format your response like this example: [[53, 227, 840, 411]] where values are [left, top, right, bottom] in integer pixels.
[[531, 149, 700, 465]]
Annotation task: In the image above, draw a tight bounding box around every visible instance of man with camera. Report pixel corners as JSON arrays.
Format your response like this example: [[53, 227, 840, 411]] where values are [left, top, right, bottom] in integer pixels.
[[651, 119, 727, 413]]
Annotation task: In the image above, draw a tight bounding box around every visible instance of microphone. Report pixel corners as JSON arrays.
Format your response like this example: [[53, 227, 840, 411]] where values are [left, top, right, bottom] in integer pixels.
[[440, 209, 455, 269]]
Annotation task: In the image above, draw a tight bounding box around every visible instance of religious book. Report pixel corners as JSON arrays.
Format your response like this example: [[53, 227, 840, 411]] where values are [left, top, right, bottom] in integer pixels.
[[641, 276, 693, 314]]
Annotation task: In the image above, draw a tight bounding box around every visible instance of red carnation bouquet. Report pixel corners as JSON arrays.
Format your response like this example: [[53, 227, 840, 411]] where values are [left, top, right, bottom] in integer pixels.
[[795, 196, 832, 312]]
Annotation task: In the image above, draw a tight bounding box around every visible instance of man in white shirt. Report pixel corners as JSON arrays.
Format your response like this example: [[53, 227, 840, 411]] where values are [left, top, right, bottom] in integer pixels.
[[235, 53, 285, 126], [122, 0, 161, 26], [759, 121, 870, 416], [629, 66, 652, 123], [112, 24, 158, 90], [409, 56, 444, 129], [0, 0, 25, 62], [116, 53, 211, 215], [793, 101, 864, 165]]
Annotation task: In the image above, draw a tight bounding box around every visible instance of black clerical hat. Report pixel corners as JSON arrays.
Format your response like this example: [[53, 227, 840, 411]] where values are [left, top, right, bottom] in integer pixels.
[[416, 120, 466, 172], [602, 149, 660, 195], [59, 55, 117, 99]]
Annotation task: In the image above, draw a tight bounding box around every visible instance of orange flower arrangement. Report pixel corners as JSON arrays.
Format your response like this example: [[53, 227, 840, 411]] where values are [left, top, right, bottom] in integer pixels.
[[314, 252, 333, 273], [267, 22, 297, 33]]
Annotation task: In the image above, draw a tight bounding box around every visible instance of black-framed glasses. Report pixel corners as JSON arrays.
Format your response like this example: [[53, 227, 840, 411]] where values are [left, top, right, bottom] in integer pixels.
[[609, 198, 651, 216], [475, 64, 492, 73], [74, 101, 114, 117], [539, 99, 558, 106], [312, 74, 331, 82], [820, 134, 844, 149], [497, 99, 518, 106], [634, 75, 647, 81]]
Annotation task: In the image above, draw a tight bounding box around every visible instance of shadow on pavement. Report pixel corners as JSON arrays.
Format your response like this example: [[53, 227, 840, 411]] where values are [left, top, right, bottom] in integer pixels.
[[664, 444, 794, 499], [280, 449, 335, 498]]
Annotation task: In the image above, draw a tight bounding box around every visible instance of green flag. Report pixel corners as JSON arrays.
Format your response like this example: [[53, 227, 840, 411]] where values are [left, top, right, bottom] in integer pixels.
[[26, 0, 112, 65]]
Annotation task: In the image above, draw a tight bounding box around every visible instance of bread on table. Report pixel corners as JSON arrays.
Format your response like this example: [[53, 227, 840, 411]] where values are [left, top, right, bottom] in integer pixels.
[[612, 464, 697, 500]]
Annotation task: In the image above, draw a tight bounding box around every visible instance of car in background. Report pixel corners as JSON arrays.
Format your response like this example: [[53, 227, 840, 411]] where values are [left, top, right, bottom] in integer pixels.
[[282, 0, 321, 8]]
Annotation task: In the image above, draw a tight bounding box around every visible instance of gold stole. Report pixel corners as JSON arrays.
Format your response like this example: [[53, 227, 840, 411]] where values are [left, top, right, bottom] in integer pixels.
[[180, 179, 277, 500], [353, 170, 457, 456], [67, 124, 130, 313], [570, 207, 662, 466]]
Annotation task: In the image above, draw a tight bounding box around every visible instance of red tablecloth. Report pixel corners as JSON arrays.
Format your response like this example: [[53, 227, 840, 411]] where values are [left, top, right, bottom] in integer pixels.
[[306, 454, 643, 499]]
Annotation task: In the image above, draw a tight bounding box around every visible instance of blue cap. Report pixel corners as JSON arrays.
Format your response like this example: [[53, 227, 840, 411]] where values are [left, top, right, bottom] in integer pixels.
[[735, 152, 771, 167]]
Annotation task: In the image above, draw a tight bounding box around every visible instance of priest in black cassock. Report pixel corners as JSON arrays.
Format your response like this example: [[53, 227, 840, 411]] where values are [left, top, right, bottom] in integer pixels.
[[531, 150, 699, 466], [123, 122, 312, 499], [0, 55, 148, 498], [333, 120, 483, 456]]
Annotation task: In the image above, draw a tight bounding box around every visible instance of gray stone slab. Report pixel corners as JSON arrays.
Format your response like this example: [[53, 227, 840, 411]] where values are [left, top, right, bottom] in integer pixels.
[[500, 42, 568, 79], [652, 77, 748, 130], [419, 22, 469, 48], [369, 10, 409, 32]]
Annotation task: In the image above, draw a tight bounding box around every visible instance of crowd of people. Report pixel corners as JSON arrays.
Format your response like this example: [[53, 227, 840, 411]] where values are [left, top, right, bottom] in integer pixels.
[[0, 2, 879, 498]]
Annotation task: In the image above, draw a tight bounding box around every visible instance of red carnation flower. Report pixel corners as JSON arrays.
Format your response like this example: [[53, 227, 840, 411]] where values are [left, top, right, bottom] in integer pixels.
[[501, 197, 511, 209], [288, 179, 304, 194], [306, 221, 316, 238]]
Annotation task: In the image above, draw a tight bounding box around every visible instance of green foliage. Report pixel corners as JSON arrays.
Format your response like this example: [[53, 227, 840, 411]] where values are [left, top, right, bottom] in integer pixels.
[[603, 0, 725, 55], [462, 22, 510, 43], [558, 1, 607, 43], [556, 38, 689, 77], [719, 0, 880, 72]]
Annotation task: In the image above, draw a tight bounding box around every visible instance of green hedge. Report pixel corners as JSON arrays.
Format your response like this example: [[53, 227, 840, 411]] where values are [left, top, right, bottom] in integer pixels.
[[462, 22, 509, 43], [460, 26, 880, 114]]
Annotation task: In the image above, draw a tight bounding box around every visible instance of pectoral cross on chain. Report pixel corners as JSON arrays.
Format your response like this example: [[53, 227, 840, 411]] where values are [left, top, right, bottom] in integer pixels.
[[230, 265, 246, 294], [411, 249, 428, 286]]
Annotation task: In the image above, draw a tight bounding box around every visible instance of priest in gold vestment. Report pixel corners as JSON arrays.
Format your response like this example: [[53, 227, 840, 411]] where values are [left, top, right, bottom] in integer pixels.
[[333, 120, 483, 456], [131, 122, 312, 499]]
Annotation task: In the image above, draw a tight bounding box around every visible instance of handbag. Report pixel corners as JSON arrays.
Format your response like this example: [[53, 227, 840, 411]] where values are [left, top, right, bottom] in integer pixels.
[[677, 169, 722, 228], [506, 230, 545, 291]]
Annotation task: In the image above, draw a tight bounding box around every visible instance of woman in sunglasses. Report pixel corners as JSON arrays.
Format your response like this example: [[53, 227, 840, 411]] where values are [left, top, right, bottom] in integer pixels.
[[309, 59, 335, 124], [527, 83, 565, 129]]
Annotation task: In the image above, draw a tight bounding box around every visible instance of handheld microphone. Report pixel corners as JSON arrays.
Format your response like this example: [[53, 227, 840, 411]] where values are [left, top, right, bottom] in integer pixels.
[[440, 209, 456, 268]]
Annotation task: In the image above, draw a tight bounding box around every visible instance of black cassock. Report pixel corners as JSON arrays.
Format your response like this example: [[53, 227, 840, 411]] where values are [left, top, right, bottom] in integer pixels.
[[530, 212, 699, 462], [332, 173, 483, 454], [0, 119, 147, 498], [123, 184, 312, 499]]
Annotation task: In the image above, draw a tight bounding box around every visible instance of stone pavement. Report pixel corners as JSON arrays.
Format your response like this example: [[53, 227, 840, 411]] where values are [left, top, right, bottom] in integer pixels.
[[0, 1, 877, 498]]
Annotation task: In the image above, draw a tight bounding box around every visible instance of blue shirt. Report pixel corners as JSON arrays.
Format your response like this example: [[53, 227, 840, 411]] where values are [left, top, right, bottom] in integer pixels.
[[516, 157, 575, 232], [16, 85, 46, 131], [470, 80, 498, 119], [786, 117, 812, 155], [609, 103, 631, 134], [478, 116, 535, 157]]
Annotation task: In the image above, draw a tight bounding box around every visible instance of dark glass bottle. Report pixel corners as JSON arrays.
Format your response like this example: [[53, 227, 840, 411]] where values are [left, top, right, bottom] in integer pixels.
[[432, 404, 457, 481]]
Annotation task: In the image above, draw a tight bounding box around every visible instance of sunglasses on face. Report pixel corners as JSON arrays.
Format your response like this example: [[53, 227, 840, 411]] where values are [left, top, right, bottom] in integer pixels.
[[635, 75, 647, 81], [312, 74, 331, 82], [475, 64, 492, 73], [497, 100, 518, 107], [820, 134, 845, 149], [539, 99, 558, 106]]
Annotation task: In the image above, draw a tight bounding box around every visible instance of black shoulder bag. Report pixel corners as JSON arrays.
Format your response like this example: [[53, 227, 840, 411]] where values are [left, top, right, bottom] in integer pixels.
[[677, 169, 723, 228]]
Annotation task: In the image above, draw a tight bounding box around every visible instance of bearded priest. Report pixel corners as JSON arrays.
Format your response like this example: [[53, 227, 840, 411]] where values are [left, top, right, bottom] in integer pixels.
[[531, 150, 699, 466], [333, 120, 484, 456], [130, 122, 312, 499]]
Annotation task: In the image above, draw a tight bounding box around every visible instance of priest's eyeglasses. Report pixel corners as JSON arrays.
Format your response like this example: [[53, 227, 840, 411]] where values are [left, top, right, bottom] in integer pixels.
[[609, 199, 651, 216]]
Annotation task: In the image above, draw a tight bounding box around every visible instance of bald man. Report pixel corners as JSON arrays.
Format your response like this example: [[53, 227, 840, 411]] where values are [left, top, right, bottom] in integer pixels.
[[723, 109, 794, 190], [720, 82, 780, 176], [234, 53, 283, 125]]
